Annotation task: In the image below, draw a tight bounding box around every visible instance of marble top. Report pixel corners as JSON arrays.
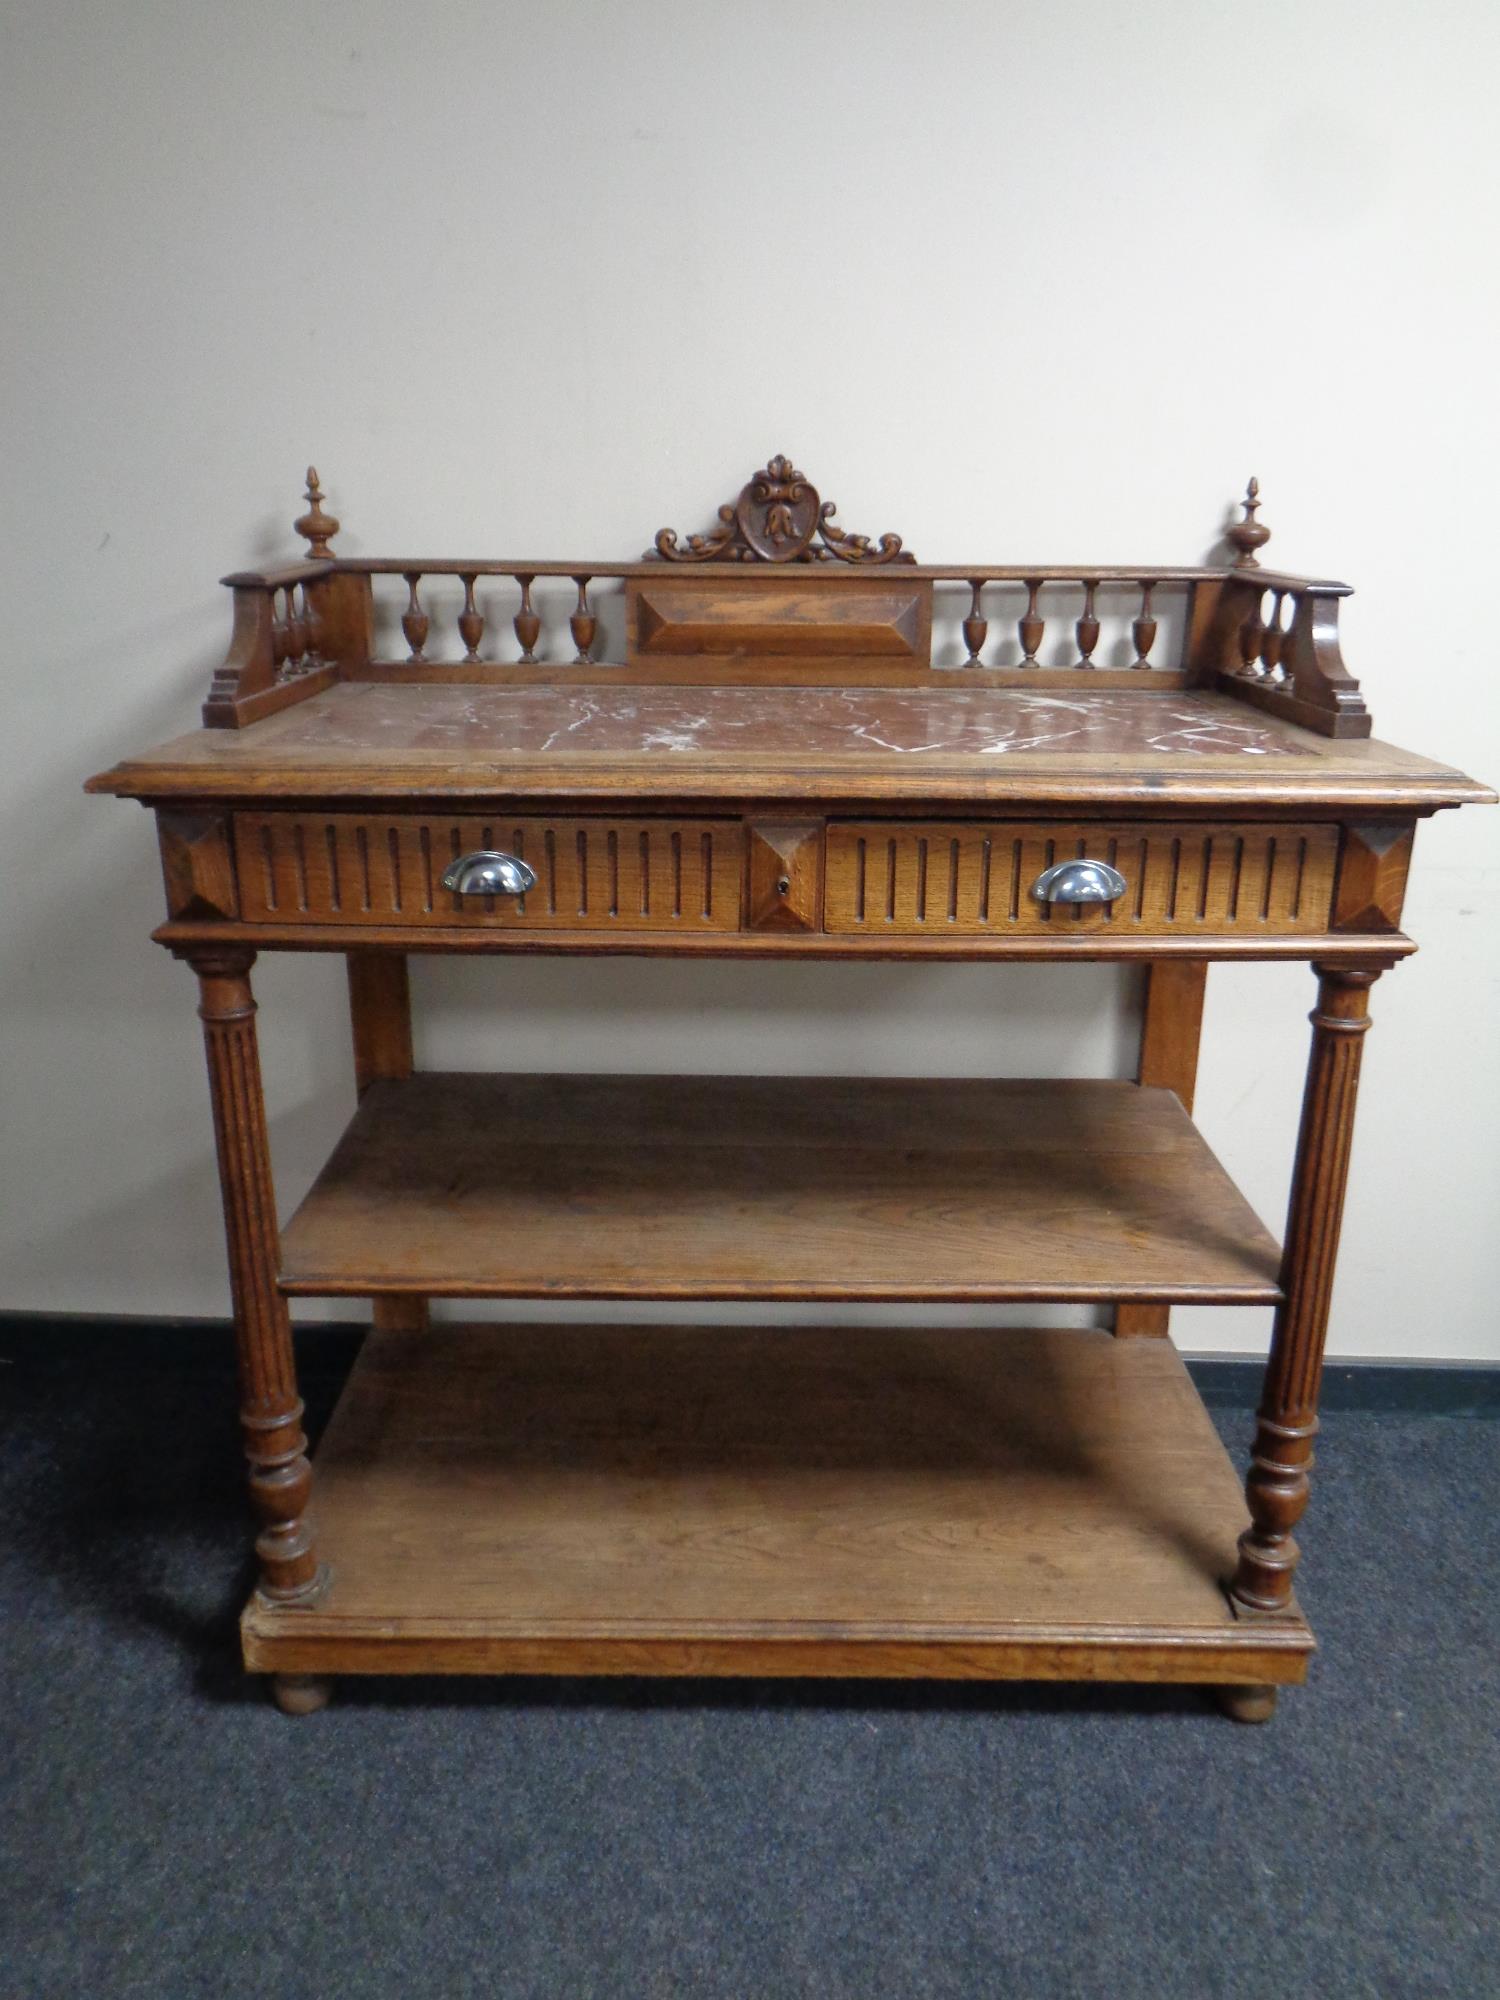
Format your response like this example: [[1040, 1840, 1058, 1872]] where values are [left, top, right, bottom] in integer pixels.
[[241, 684, 1315, 761], [92, 680, 1488, 811]]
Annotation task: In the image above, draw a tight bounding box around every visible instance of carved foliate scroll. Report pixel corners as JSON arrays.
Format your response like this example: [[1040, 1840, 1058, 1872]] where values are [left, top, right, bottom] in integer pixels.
[[651, 456, 914, 565]]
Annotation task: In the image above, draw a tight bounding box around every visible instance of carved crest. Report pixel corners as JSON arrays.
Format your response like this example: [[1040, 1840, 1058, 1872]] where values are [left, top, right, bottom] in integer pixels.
[[650, 456, 914, 564]]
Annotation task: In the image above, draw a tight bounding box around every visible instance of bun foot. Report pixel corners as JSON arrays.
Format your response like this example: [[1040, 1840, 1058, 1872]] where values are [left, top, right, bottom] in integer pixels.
[[1215, 1684, 1278, 1725], [271, 1672, 332, 1716]]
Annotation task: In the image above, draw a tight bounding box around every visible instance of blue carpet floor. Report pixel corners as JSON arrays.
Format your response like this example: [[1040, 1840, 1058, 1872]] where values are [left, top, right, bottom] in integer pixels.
[[2, 1325, 1496, 2000]]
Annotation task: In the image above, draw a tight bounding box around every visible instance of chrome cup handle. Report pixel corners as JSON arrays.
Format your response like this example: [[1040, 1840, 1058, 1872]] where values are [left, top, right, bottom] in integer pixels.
[[440, 850, 538, 898], [1031, 859, 1128, 905]]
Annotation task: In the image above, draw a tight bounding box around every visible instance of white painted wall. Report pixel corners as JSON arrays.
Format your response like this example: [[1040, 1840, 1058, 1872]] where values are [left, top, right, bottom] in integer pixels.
[[3, 0, 1496, 1356]]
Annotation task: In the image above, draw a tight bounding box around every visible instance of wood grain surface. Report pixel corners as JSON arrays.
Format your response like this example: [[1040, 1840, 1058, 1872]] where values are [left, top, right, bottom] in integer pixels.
[[241, 1322, 1311, 1683], [628, 574, 933, 665], [236, 812, 744, 931], [152, 916, 1415, 965], [824, 821, 1338, 937], [276, 1074, 1283, 1303], [1117, 959, 1210, 1339]]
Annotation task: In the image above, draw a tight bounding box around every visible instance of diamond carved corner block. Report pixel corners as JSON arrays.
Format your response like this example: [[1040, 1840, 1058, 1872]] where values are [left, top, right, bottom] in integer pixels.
[[1333, 823, 1415, 933], [626, 576, 933, 667], [747, 822, 824, 932], [157, 811, 238, 921]]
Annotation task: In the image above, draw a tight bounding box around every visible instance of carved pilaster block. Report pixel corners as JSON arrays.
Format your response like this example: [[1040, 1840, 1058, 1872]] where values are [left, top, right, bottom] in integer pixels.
[[1333, 823, 1415, 933], [158, 811, 239, 920], [747, 822, 823, 932]]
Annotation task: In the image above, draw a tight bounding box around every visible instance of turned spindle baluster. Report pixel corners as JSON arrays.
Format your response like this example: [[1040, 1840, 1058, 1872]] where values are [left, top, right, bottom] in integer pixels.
[[401, 572, 429, 662], [570, 575, 596, 664], [269, 593, 290, 678], [299, 583, 321, 670], [1229, 967, 1380, 1617], [962, 580, 988, 666], [1018, 580, 1044, 667], [285, 585, 308, 670], [458, 574, 485, 663], [1131, 580, 1158, 669], [1076, 580, 1100, 668], [1261, 590, 1287, 683], [1227, 476, 1271, 568], [514, 574, 541, 663], [272, 588, 303, 679], [1238, 591, 1268, 678]]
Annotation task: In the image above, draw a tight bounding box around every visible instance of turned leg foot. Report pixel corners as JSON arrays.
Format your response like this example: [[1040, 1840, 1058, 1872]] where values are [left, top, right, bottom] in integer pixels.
[[271, 1672, 332, 1716], [1214, 1684, 1278, 1725]]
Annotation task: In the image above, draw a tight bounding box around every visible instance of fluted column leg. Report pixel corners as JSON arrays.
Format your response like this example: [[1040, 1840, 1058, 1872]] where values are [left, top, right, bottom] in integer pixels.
[[1229, 964, 1379, 1615], [183, 947, 325, 1605]]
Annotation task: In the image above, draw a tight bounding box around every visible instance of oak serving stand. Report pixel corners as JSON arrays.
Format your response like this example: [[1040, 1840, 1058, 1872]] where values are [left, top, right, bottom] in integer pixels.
[[88, 459, 1493, 1722]]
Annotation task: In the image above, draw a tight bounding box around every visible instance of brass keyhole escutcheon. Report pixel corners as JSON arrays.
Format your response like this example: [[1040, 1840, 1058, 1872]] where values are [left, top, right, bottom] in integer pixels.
[[777, 876, 791, 896]]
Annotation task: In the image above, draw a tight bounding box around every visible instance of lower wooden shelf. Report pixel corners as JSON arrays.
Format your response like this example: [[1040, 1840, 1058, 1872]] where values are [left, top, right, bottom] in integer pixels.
[[242, 1322, 1312, 1687]]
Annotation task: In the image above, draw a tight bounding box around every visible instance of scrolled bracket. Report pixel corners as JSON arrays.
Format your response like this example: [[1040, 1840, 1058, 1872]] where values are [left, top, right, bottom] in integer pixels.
[[1283, 586, 1371, 736]]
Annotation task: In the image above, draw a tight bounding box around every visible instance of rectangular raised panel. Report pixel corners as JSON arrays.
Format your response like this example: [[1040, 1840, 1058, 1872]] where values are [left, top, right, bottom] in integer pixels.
[[628, 576, 933, 664], [234, 814, 744, 930], [825, 822, 1339, 937]]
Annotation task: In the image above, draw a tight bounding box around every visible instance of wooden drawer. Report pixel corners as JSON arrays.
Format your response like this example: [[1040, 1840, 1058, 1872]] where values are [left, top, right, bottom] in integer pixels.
[[824, 822, 1340, 937], [234, 813, 744, 930]]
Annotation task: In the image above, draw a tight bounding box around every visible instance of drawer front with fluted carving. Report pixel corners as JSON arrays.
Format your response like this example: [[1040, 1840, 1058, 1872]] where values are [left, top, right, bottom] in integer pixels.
[[824, 822, 1340, 937], [234, 814, 745, 930]]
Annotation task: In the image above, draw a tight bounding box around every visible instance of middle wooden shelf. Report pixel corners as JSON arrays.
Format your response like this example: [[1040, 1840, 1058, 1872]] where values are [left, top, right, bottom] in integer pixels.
[[277, 1073, 1281, 1304]]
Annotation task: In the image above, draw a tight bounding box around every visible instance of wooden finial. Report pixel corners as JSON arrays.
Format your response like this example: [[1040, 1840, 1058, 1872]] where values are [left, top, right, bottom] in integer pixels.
[[1227, 476, 1270, 568], [293, 466, 339, 558]]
